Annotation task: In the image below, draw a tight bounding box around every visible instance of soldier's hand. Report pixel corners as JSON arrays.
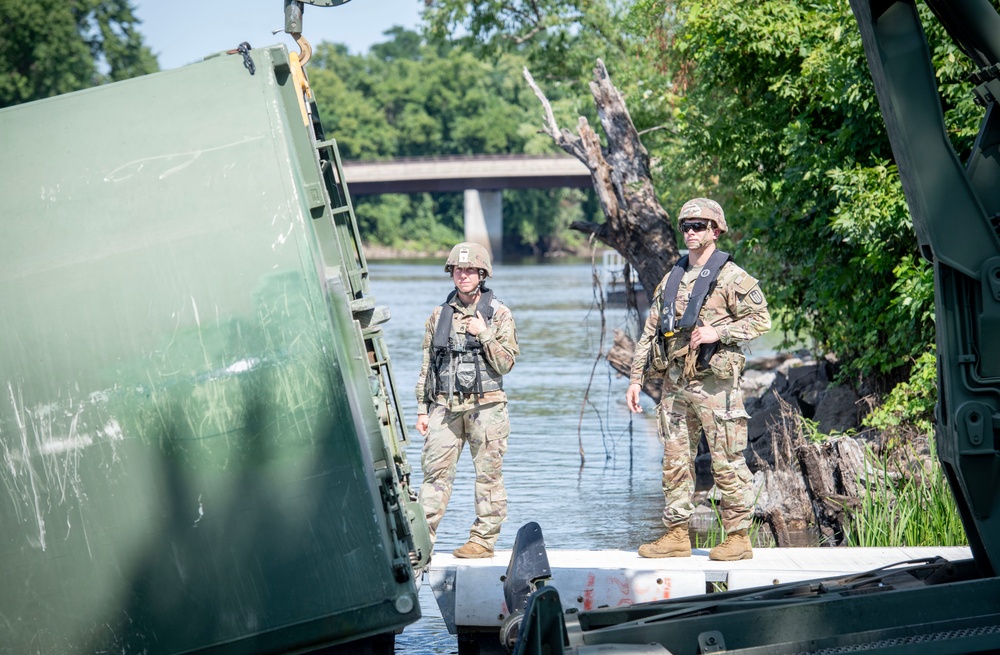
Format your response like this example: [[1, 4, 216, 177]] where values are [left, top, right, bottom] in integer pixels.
[[626, 383, 643, 413], [690, 325, 720, 348], [416, 413, 429, 436], [465, 311, 488, 337]]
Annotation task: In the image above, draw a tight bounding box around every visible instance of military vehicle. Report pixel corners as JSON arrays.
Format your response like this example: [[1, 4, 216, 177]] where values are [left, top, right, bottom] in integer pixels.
[[504, 0, 1000, 653], [0, 1, 430, 653]]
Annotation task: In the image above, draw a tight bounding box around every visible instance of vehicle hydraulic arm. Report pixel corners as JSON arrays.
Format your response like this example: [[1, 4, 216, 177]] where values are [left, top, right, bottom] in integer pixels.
[[850, 0, 1000, 577]]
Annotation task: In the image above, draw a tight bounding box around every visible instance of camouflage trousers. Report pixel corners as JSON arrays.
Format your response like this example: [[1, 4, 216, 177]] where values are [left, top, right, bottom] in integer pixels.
[[656, 375, 754, 533], [418, 401, 509, 549]]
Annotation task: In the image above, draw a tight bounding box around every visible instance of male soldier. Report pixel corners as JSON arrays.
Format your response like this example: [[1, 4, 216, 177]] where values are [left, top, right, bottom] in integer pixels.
[[626, 198, 771, 561], [415, 242, 519, 559]]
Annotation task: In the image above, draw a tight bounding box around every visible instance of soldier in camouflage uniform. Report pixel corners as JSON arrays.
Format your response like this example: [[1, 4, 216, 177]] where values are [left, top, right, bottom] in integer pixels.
[[415, 242, 519, 559], [626, 199, 771, 561]]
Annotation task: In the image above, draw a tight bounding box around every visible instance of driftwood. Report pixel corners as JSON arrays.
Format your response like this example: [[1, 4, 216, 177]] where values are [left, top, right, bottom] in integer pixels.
[[523, 60, 678, 295], [748, 385, 872, 545]]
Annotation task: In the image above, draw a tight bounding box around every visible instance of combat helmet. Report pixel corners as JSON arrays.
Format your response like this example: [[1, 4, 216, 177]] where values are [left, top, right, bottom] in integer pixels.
[[677, 198, 727, 234], [445, 242, 493, 277]]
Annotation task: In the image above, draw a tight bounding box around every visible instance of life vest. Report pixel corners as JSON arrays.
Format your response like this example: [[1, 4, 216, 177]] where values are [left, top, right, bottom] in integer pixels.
[[651, 250, 732, 373], [429, 288, 504, 397], [659, 249, 732, 337]]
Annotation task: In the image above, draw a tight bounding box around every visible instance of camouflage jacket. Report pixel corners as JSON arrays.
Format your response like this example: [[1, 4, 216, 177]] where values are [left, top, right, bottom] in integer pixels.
[[630, 259, 771, 386], [416, 292, 519, 414]]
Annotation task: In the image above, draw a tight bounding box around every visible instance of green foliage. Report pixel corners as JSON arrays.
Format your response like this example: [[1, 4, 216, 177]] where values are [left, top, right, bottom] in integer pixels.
[[797, 416, 856, 445], [659, 0, 957, 385], [0, 0, 158, 108], [503, 188, 599, 255], [843, 444, 966, 547], [423, 0, 628, 87], [864, 347, 938, 437]]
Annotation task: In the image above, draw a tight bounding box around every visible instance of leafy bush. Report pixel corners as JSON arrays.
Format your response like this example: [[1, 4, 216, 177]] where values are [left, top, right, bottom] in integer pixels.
[[863, 347, 937, 437]]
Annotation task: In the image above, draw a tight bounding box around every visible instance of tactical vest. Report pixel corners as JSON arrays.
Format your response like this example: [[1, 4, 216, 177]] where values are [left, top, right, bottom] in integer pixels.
[[650, 250, 732, 373], [429, 288, 504, 398]]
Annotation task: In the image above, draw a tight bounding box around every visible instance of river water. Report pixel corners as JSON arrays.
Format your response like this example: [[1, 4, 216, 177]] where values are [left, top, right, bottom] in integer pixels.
[[367, 259, 771, 654]]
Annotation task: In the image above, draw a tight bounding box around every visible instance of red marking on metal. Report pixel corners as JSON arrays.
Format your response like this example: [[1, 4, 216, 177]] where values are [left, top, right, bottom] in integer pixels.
[[583, 572, 595, 610]]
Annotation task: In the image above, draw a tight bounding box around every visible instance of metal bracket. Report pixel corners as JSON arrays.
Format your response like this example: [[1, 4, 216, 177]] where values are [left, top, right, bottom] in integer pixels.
[[698, 630, 726, 653]]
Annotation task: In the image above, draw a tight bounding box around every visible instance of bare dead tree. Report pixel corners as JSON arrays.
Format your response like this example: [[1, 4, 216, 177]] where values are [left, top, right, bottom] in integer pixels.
[[523, 59, 679, 295]]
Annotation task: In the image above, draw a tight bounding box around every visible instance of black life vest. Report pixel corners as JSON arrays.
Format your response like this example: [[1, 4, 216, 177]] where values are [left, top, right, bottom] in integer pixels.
[[657, 250, 732, 371], [430, 288, 504, 397], [658, 250, 732, 337]]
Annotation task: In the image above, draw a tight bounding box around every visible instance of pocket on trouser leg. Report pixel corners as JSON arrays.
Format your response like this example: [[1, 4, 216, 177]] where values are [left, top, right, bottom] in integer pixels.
[[483, 404, 510, 443], [710, 411, 755, 530], [477, 486, 507, 515], [713, 409, 751, 455]]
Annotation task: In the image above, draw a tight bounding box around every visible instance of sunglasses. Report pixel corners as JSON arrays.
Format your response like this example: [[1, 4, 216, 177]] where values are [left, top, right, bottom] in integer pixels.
[[680, 221, 711, 233]]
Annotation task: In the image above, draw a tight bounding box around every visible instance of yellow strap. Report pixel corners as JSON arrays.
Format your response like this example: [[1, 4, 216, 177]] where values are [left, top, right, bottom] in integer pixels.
[[288, 50, 312, 127], [682, 349, 699, 381]]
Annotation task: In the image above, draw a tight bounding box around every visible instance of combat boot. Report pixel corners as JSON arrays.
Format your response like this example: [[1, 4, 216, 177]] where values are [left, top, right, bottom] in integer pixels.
[[453, 542, 494, 559], [638, 525, 692, 558], [709, 530, 753, 561]]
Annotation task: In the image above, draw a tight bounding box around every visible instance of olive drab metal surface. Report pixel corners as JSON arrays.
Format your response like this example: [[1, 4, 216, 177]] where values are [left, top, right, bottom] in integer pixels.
[[0, 43, 429, 654], [852, 0, 1000, 577]]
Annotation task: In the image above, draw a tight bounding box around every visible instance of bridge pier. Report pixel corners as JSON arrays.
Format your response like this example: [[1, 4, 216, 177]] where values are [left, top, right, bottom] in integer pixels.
[[464, 189, 502, 262]]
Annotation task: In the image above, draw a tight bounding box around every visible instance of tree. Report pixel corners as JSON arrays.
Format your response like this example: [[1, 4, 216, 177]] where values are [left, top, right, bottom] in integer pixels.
[[523, 60, 678, 294], [0, 0, 158, 108], [423, 0, 627, 83], [660, 0, 976, 385]]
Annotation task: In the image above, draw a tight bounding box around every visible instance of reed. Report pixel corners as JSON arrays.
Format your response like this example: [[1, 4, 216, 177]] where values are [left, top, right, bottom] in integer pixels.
[[842, 444, 966, 548]]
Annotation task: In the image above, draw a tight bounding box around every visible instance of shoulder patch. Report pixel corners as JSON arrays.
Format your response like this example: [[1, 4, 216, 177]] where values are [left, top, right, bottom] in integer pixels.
[[748, 288, 764, 306], [735, 274, 759, 294]]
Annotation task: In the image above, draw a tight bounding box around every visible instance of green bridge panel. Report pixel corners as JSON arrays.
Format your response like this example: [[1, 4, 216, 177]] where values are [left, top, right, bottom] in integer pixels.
[[0, 45, 422, 654]]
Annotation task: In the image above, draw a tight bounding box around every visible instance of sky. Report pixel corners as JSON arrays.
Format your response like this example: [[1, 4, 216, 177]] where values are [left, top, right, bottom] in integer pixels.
[[133, 0, 424, 71]]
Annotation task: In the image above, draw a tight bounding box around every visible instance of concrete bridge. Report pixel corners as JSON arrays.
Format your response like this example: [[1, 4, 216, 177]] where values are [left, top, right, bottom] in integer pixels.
[[341, 154, 591, 258]]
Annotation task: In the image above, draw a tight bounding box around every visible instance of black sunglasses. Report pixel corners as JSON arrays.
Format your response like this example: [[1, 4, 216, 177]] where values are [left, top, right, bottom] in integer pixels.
[[680, 221, 711, 233]]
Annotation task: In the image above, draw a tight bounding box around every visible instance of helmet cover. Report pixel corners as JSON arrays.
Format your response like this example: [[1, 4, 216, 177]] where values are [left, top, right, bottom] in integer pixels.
[[445, 242, 493, 277], [677, 198, 727, 234]]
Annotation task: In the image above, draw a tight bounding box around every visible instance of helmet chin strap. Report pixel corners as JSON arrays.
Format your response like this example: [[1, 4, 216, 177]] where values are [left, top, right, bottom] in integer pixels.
[[689, 231, 716, 250]]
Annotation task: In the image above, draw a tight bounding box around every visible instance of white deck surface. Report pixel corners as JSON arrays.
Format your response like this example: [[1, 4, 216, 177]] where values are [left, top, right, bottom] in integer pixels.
[[427, 546, 973, 631]]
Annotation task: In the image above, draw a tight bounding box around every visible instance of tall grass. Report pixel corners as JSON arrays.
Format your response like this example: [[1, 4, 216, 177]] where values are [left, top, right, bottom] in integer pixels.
[[842, 444, 966, 548]]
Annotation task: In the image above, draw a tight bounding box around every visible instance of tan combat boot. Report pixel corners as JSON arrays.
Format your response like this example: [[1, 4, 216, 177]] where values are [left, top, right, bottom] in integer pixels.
[[638, 525, 692, 558], [453, 541, 494, 559], [709, 530, 753, 561]]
